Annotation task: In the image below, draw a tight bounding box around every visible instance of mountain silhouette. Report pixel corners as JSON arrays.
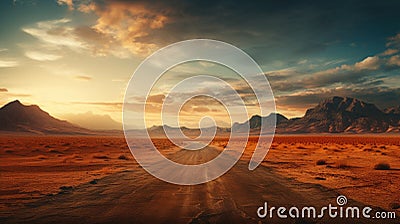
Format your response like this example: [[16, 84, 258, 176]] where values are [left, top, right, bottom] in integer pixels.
[[232, 113, 288, 133], [278, 96, 399, 133], [1, 97, 399, 135], [234, 96, 400, 133], [0, 100, 91, 135]]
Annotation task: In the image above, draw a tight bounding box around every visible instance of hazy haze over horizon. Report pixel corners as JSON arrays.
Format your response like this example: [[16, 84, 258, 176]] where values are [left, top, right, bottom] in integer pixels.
[[1, 0, 400, 129]]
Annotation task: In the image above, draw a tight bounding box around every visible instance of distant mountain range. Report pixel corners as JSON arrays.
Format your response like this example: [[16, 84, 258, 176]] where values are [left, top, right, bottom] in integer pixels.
[[1, 97, 399, 135], [234, 96, 400, 134], [277, 96, 400, 133], [0, 100, 93, 135]]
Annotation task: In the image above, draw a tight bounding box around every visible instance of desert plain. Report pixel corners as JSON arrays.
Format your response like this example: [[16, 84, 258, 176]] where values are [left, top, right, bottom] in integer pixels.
[[0, 134, 399, 223]]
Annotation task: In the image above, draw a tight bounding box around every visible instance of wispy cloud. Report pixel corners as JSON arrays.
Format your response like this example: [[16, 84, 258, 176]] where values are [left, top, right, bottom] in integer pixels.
[[25, 51, 62, 61], [71, 101, 123, 112], [0, 59, 18, 68], [380, 48, 399, 56], [57, 0, 74, 10], [22, 18, 130, 58], [388, 55, 400, 66], [0, 88, 31, 102], [75, 75, 92, 81], [22, 18, 85, 50], [386, 33, 400, 48]]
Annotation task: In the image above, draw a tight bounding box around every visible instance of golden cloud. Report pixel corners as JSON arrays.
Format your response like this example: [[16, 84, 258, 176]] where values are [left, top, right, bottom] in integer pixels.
[[57, 0, 74, 10], [77, 1, 170, 56]]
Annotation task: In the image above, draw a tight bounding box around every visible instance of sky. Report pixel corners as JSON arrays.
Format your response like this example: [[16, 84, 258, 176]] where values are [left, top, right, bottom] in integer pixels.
[[0, 0, 400, 129]]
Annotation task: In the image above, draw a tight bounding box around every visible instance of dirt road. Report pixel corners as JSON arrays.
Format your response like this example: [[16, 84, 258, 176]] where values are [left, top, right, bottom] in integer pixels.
[[3, 146, 398, 224]]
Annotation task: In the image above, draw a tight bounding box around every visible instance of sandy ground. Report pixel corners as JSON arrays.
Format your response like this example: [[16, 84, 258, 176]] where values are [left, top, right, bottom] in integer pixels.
[[0, 135, 399, 223]]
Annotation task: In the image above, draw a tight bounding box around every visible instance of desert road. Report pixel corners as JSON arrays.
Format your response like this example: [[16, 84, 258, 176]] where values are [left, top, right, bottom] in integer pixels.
[[2, 146, 398, 224]]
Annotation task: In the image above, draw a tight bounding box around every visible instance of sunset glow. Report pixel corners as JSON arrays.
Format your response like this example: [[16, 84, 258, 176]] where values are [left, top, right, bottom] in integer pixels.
[[1, 0, 400, 129]]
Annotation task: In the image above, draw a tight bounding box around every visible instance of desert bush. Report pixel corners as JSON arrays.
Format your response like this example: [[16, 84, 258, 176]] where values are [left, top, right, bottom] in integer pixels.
[[316, 159, 327, 165], [59, 186, 73, 192], [374, 163, 390, 170], [90, 179, 98, 184], [118, 154, 129, 160], [390, 202, 400, 209]]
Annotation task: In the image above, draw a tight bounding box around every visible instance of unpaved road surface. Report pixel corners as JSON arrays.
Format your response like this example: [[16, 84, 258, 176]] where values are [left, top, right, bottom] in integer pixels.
[[2, 146, 398, 224]]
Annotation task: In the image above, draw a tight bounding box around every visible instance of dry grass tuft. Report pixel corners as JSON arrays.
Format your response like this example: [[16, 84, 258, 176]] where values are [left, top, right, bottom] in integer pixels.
[[374, 163, 390, 170], [118, 154, 129, 160]]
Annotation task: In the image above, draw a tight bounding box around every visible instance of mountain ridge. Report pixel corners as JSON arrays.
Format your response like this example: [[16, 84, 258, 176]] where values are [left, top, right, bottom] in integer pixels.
[[1, 97, 399, 135], [0, 100, 92, 135], [231, 96, 400, 134]]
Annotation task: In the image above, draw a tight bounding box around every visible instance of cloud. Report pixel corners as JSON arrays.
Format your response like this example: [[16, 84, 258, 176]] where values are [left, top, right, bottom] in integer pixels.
[[388, 55, 400, 66], [51, 0, 344, 59], [261, 32, 400, 117], [75, 75, 92, 81], [51, 1, 400, 62], [387, 33, 400, 48], [72, 101, 123, 112], [22, 18, 130, 58], [276, 86, 400, 114], [73, 25, 131, 58], [5, 93, 31, 98], [0, 88, 31, 103], [380, 48, 399, 56], [0, 48, 8, 52], [353, 56, 380, 70], [57, 0, 74, 10], [192, 107, 210, 113], [22, 18, 86, 51], [76, 1, 169, 56], [146, 94, 165, 104], [25, 51, 62, 61], [0, 60, 18, 67], [270, 53, 400, 92], [270, 32, 400, 94]]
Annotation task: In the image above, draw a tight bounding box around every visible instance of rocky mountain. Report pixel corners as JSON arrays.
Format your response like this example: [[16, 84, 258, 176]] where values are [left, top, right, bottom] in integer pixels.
[[234, 96, 400, 134], [232, 113, 288, 134], [385, 106, 400, 115], [383, 106, 400, 132], [279, 97, 399, 133], [0, 100, 92, 135], [1, 97, 399, 135]]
